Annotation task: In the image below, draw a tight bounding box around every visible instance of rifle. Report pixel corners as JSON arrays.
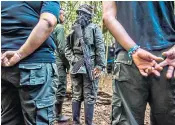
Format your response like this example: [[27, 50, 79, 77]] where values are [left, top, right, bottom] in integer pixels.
[[72, 24, 95, 82]]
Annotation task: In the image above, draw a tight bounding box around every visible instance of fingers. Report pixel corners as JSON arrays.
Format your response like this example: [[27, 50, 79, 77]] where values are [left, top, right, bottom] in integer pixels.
[[94, 73, 100, 78], [1, 57, 10, 66], [93, 68, 101, 78], [157, 60, 168, 67], [1, 52, 6, 60], [162, 46, 175, 59], [148, 54, 164, 62], [3, 51, 15, 58], [166, 66, 174, 79], [145, 67, 153, 74], [145, 67, 161, 77], [1, 51, 20, 67], [162, 50, 174, 57], [152, 70, 161, 77], [140, 69, 148, 77]]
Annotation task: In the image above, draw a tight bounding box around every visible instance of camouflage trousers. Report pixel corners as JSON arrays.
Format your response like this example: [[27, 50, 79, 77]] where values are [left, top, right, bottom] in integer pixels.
[[55, 55, 69, 103], [1, 63, 58, 125], [71, 73, 99, 104], [111, 49, 175, 125]]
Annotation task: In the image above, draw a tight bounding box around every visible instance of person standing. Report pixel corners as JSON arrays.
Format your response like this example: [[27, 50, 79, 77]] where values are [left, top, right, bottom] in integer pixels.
[[1, 1, 60, 125], [52, 8, 70, 123], [103, 1, 175, 125], [65, 4, 106, 125]]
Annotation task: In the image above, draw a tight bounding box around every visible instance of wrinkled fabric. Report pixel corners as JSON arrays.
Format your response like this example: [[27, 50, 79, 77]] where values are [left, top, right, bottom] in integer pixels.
[[53, 24, 69, 103], [112, 49, 175, 125], [55, 56, 68, 102], [1, 63, 58, 125], [1, 1, 60, 63], [115, 1, 175, 52], [71, 74, 99, 104], [65, 23, 106, 74]]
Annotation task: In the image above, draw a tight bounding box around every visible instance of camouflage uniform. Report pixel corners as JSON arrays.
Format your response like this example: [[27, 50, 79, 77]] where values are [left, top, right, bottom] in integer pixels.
[[53, 24, 69, 102], [52, 24, 70, 122], [65, 4, 106, 125]]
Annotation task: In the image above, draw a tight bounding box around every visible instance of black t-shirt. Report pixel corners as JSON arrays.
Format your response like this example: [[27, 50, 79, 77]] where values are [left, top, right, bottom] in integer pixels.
[[1, 1, 60, 63], [115, 1, 175, 51]]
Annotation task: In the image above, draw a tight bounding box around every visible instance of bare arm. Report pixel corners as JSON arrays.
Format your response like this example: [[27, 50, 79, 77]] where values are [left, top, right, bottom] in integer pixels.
[[102, 1, 136, 51], [65, 33, 78, 65], [1, 12, 57, 66], [18, 12, 57, 58], [102, 1, 163, 77]]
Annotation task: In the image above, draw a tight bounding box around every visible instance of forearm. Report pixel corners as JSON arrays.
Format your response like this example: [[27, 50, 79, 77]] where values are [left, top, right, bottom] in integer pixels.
[[18, 19, 55, 59], [103, 1, 136, 51], [103, 17, 136, 51]]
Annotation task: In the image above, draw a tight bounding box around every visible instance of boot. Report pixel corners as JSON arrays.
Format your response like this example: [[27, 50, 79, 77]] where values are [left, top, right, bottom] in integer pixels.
[[55, 102, 70, 122], [72, 101, 81, 125], [84, 103, 95, 125]]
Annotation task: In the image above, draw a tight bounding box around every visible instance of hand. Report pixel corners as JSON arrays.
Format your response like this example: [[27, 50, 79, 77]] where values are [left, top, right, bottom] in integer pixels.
[[157, 46, 175, 79], [93, 67, 101, 78], [1, 51, 22, 67], [132, 48, 164, 77]]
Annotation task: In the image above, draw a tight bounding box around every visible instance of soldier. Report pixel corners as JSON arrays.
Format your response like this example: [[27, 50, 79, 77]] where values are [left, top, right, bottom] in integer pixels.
[[65, 4, 106, 125], [103, 1, 175, 125], [52, 9, 70, 122], [1, 1, 60, 125]]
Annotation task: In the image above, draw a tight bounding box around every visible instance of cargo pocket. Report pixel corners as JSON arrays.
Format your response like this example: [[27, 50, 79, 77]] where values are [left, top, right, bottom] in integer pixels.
[[113, 51, 133, 81], [19, 63, 45, 86], [35, 96, 56, 125]]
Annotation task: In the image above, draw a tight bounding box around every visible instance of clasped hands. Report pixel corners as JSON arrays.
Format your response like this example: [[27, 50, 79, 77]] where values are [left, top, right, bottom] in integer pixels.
[[132, 46, 175, 79], [1, 51, 23, 67]]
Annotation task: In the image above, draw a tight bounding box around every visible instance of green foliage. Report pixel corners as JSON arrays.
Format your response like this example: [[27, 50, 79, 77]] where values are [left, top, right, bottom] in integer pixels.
[[61, 1, 114, 46]]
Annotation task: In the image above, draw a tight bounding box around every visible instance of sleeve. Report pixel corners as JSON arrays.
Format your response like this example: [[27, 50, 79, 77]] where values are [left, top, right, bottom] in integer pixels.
[[94, 25, 106, 70], [53, 25, 65, 54], [40, 1, 60, 22], [65, 33, 78, 65]]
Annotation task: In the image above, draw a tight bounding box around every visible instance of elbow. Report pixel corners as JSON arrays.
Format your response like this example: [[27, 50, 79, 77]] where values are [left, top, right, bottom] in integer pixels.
[[43, 19, 56, 29], [41, 18, 56, 31], [103, 13, 110, 25], [103, 12, 115, 26]]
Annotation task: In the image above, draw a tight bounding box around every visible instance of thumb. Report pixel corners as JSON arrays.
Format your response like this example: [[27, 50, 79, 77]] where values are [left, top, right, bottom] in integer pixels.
[[162, 50, 174, 58], [2, 51, 15, 59]]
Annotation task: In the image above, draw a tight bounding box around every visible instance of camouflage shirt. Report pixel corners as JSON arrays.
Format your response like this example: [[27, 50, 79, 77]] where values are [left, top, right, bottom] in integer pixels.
[[53, 24, 69, 69], [65, 23, 106, 74]]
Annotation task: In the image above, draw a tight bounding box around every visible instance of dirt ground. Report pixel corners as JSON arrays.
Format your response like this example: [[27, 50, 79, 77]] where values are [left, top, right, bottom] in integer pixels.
[[60, 74, 150, 125]]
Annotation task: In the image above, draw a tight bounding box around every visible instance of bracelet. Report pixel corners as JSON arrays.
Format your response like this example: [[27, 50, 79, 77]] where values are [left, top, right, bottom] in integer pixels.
[[128, 45, 140, 58]]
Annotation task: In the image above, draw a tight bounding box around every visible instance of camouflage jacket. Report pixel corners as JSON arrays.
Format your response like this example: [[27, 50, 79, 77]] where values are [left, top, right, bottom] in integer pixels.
[[52, 24, 69, 69], [65, 23, 106, 74]]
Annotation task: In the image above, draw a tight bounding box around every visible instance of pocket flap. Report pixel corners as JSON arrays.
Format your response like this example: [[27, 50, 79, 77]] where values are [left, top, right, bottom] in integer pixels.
[[36, 96, 56, 109], [19, 64, 42, 70], [115, 51, 132, 65]]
